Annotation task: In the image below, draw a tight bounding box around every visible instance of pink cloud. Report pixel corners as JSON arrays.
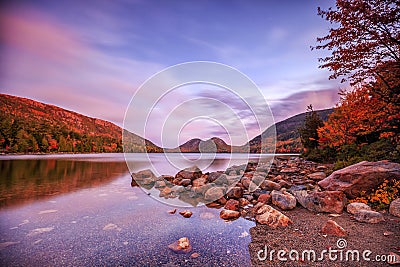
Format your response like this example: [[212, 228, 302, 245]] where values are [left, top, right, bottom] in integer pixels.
[[1, 6, 163, 127], [1, 7, 87, 65]]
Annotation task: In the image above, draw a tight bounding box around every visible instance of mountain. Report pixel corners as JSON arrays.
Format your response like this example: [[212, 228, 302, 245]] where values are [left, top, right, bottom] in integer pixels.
[[0, 94, 161, 153], [0, 93, 334, 154], [165, 137, 232, 153], [247, 108, 334, 153]]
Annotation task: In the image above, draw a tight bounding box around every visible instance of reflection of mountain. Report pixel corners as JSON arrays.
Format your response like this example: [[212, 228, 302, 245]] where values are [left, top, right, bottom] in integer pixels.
[[0, 159, 129, 208]]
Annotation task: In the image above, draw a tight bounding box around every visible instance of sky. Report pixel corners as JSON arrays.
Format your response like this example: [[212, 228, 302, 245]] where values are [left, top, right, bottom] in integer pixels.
[[0, 0, 346, 147]]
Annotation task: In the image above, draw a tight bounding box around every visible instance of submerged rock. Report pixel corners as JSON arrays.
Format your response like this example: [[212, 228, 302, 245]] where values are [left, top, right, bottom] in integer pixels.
[[168, 237, 192, 254], [179, 210, 193, 218], [168, 209, 177, 214], [220, 209, 240, 220]]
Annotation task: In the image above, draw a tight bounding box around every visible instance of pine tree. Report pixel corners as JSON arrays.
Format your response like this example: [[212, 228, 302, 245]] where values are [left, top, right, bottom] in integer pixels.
[[299, 105, 324, 151]]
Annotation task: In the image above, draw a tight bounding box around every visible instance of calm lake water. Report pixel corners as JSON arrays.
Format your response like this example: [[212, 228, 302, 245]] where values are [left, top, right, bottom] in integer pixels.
[[0, 153, 283, 266]]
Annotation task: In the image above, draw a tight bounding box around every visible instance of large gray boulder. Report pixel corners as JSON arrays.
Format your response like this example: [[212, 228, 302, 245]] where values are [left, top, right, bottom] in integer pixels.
[[292, 190, 346, 213], [318, 161, 400, 199]]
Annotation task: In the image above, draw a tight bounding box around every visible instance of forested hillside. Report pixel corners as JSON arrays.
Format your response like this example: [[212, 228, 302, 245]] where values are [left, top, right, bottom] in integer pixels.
[[0, 94, 160, 153]]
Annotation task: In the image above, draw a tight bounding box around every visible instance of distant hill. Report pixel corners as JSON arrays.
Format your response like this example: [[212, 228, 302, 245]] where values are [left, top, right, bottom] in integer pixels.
[[247, 108, 333, 153], [164, 109, 333, 154], [165, 137, 233, 153], [0, 93, 334, 154], [0, 94, 161, 153]]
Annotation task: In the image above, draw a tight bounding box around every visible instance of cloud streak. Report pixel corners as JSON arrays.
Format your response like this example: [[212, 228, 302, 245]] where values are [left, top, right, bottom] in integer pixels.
[[0, 6, 163, 125]]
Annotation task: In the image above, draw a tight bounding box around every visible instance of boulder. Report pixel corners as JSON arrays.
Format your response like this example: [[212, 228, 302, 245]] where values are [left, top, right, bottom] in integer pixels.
[[132, 169, 156, 180], [255, 204, 293, 227], [168, 237, 192, 254], [271, 190, 296, 210], [278, 180, 292, 189], [240, 177, 252, 189], [160, 175, 174, 183], [317, 165, 328, 171], [220, 209, 240, 220], [318, 161, 400, 199], [346, 202, 371, 214], [226, 186, 243, 199], [238, 197, 250, 207], [175, 166, 202, 181], [225, 165, 246, 175], [224, 199, 239, 211], [213, 174, 229, 185], [204, 186, 225, 202], [353, 210, 384, 223], [292, 190, 346, 213], [257, 193, 272, 204], [260, 180, 281, 191], [321, 220, 347, 237], [389, 198, 400, 217], [159, 187, 172, 198], [180, 179, 192, 187], [307, 172, 326, 180], [154, 180, 166, 188], [207, 172, 223, 183], [192, 177, 206, 188], [141, 177, 154, 186]]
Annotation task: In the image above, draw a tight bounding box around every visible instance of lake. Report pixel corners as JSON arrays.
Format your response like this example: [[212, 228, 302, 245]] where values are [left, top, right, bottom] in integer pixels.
[[0, 153, 282, 266]]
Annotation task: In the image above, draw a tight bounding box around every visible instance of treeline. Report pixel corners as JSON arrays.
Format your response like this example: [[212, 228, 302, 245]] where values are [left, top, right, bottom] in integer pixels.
[[300, 0, 399, 168], [0, 114, 122, 153]]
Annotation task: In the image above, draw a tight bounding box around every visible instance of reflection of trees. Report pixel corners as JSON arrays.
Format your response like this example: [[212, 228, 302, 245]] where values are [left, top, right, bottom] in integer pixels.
[[0, 159, 128, 208]]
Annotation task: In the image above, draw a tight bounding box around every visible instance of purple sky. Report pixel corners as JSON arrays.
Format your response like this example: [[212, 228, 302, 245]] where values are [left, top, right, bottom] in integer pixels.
[[0, 0, 346, 146]]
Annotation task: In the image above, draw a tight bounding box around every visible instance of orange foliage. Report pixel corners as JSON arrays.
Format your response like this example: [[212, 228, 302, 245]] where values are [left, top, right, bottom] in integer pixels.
[[318, 83, 399, 149]]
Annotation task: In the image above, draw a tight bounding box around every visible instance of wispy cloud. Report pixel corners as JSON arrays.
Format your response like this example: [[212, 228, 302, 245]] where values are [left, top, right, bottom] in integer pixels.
[[269, 88, 341, 123], [0, 6, 163, 125]]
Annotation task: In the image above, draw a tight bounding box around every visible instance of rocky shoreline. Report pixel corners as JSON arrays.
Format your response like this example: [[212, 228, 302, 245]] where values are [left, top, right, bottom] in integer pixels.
[[131, 157, 400, 264]]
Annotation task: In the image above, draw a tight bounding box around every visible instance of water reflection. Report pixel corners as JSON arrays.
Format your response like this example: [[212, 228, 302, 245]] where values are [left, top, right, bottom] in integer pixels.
[[0, 159, 129, 208]]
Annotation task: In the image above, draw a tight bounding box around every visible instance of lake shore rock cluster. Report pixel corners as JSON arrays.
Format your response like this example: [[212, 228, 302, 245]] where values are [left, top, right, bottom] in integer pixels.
[[131, 157, 400, 227], [132, 157, 400, 262]]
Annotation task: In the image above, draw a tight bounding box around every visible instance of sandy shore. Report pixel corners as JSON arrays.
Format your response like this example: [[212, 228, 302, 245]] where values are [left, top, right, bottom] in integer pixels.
[[248, 207, 400, 266]]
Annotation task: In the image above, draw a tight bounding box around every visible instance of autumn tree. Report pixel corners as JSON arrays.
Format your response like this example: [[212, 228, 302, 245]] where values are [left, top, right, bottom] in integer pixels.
[[313, 0, 400, 165], [314, 0, 400, 87]]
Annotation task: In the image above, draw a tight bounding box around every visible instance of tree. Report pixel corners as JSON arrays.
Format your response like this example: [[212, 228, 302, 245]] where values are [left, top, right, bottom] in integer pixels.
[[58, 136, 68, 152], [299, 105, 324, 151], [41, 136, 49, 152], [15, 129, 29, 152], [314, 0, 400, 87]]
